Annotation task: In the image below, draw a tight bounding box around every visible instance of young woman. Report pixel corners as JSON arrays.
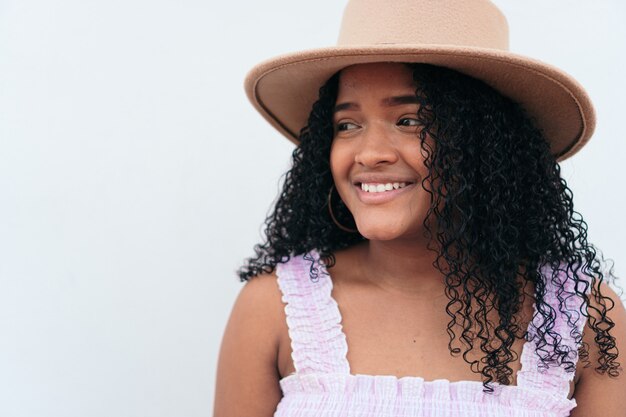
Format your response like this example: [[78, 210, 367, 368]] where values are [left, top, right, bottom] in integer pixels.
[[214, 1, 625, 416]]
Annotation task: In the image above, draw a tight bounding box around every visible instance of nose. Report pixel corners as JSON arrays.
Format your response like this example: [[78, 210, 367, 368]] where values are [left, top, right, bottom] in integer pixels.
[[354, 122, 399, 167]]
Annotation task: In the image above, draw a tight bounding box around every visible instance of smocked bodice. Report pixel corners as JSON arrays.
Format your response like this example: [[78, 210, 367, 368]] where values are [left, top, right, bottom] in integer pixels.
[[273, 249, 589, 417]]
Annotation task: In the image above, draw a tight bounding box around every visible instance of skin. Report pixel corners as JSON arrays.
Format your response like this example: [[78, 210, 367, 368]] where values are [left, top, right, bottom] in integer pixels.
[[330, 62, 445, 298], [213, 62, 626, 416]]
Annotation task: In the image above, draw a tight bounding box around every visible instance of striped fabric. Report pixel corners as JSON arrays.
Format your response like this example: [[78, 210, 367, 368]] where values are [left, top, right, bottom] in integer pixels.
[[273, 249, 589, 417]]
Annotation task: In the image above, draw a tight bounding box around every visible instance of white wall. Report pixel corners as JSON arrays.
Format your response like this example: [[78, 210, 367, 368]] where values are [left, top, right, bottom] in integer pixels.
[[0, 1, 623, 416]]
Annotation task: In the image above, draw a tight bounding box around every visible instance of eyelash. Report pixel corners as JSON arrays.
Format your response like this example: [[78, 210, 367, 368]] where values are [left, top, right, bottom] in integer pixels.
[[336, 122, 358, 131], [397, 117, 420, 127], [335, 117, 419, 132]]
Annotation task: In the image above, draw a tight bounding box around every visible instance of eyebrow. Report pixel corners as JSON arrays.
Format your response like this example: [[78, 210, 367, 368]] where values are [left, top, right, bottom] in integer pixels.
[[333, 95, 418, 113]]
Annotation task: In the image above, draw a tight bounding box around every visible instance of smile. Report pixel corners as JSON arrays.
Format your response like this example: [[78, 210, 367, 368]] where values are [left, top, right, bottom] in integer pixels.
[[360, 182, 410, 193], [354, 182, 416, 204]]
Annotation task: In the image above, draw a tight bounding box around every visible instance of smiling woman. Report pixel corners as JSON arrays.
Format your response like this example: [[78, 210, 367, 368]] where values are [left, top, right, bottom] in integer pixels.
[[213, 0, 626, 416]]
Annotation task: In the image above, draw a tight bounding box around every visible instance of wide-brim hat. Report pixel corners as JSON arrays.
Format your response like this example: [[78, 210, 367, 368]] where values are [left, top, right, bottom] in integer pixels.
[[244, 0, 596, 162]]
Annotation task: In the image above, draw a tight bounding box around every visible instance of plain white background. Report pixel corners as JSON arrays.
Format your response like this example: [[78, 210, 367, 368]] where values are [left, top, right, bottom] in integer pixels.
[[0, 1, 624, 416]]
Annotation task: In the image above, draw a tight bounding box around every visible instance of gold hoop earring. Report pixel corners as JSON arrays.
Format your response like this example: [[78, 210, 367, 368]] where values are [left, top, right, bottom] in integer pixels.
[[327, 185, 359, 233]]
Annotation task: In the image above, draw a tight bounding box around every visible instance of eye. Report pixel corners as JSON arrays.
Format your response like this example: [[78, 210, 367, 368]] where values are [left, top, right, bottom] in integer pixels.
[[335, 121, 359, 132], [397, 117, 420, 127]]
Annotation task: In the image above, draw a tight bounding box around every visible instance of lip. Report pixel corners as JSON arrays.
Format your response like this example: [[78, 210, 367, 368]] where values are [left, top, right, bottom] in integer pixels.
[[355, 182, 416, 204], [352, 176, 417, 185]]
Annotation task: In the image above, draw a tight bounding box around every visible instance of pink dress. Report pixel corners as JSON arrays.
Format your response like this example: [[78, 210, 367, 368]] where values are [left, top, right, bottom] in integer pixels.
[[273, 249, 589, 417]]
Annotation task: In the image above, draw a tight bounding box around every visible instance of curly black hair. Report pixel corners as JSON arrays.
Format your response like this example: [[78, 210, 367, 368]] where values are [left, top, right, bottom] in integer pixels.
[[236, 63, 622, 393]]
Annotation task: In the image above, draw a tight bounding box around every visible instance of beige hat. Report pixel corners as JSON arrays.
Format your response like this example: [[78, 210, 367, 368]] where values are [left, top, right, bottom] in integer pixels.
[[244, 0, 596, 162]]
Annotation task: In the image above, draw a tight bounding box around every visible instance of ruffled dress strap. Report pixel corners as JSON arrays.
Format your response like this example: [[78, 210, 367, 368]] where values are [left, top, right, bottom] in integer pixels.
[[517, 262, 591, 397], [275, 249, 350, 376]]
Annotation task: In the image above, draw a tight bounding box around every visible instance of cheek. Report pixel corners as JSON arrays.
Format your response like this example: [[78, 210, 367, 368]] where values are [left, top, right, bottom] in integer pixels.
[[329, 142, 349, 179], [329, 142, 357, 207], [403, 145, 429, 177]]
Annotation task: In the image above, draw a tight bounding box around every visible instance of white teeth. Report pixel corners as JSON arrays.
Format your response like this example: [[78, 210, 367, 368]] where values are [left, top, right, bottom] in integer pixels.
[[360, 182, 410, 193]]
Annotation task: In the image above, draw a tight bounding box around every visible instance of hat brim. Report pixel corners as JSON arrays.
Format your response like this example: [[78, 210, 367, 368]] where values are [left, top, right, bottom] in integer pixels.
[[244, 44, 595, 162]]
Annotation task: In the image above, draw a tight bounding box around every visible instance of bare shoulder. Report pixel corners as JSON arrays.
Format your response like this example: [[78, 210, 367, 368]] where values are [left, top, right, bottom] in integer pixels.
[[213, 271, 285, 417], [570, 280, 626, 416], [230, 271, 285, 320]]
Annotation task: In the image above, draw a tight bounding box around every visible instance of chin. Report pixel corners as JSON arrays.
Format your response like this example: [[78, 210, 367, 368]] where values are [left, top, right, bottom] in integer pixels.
[[355, 222, 406, 241]]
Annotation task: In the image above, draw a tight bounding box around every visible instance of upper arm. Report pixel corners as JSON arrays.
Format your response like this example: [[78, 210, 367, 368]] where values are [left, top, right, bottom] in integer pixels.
[[213, 272, 284, 417], [570, 281, 626, 416]]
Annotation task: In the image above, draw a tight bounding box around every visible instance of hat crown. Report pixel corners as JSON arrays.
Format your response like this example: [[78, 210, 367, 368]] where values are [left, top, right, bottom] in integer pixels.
[[337, 0, 509, 50]]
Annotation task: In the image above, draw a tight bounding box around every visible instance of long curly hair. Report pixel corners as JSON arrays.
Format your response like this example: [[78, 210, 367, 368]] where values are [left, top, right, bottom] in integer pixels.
[[237, 63, 622, 393]]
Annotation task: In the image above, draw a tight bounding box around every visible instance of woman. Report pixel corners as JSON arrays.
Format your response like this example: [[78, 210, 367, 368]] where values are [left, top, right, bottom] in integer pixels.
[[214, 1, 625, 416]]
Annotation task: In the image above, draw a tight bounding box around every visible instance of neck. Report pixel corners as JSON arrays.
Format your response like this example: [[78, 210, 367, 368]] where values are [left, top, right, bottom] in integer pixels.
[[352, 238, 448, 300]]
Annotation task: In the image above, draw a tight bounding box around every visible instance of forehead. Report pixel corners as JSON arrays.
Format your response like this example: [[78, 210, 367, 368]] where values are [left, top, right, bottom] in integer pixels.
[[337, 62, 416, 92]]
